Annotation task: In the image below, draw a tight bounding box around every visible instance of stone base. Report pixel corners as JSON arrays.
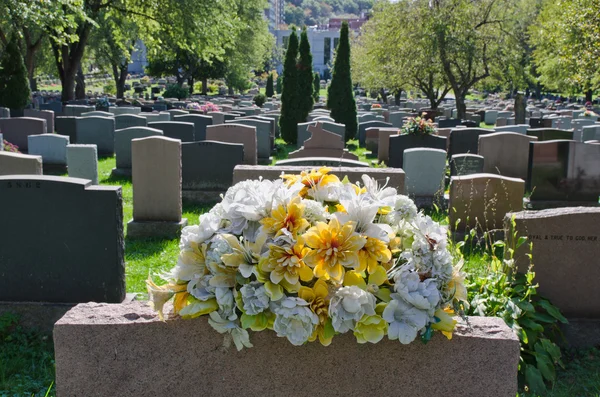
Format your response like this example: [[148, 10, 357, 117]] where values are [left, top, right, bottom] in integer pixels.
[[0, 294, 137, 334], [527, 200, 600, 210], [560, 319, 600, 348], [54, 301, 519, 397], [110, 167, 132, 177], [127, 219, 188, 239], [182, 190, 225, 205]]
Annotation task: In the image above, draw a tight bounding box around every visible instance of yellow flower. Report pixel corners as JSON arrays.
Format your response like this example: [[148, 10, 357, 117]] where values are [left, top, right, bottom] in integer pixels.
[[299, 279, 335, 346], [431, 308, 457, 340], [447, 262, 468, 305], [388, 236, 403, 257], [282, 167, 340, 197], [146, 278, 189, 321], [259, 240, 313, 289], [260, 196, 310, 237], [357, 237, 392, 274], [343, 265, 391, 302], [303, 217, 366, 283], [354, 314, 387, 344]]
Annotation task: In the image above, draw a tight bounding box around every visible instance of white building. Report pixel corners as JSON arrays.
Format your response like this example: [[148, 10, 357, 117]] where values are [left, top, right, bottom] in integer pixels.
[[274, 28, 341, 78], [265, 0, 285, 33]]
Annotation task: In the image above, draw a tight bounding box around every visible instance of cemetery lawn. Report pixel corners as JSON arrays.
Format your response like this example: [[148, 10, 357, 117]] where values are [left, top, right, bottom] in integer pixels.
[[272, 138, 376, 165]]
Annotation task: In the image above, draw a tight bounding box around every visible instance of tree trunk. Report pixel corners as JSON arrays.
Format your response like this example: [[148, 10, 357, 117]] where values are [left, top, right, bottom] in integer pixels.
[[202, 78, 208, 95], [75, 65, 86, 99], [394, 90, 401, 106], [25, 50, 37, 92], [188, 77, 194, 94], [455, 93, 467, 120], [585, 89, 593, 103]]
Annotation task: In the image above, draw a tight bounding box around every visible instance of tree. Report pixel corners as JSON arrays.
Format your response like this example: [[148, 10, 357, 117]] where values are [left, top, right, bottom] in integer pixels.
[[0, 35, 30, 109], [266, 73, 275, 97], [280, 28, 300, 144], [530, 0, 600, 101], [297, 27, 315, 121], [276, 76, 283, 94], [313, 72, 320, 102], [327, 22, 357, 142]]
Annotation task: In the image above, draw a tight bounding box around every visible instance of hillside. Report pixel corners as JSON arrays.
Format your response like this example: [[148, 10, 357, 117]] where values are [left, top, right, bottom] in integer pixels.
[[284, 0, 373, 27]]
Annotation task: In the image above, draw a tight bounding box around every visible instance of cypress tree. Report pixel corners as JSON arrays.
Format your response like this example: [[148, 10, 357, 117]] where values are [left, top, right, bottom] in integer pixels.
[[313, 72, 320, 102], [276, 76, 282, 94], [279, 28, 300, 144], [326, 22, 357, 142], [265, 72, 274, 98], [297, 27, 314, 121], [0, 35, 31, 110]]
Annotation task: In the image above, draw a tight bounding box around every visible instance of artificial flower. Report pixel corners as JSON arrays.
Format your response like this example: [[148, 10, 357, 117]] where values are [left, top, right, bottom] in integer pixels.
[[329, 286, 376, 333]]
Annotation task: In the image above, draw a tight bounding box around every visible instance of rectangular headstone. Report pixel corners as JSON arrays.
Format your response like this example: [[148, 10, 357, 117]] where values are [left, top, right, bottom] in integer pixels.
[[226, 119, 271, 161], [148, 121, 195, 142], [206, 124, 257, 165], [358, 121, 393, 147], [75, 117, 116, 156], [114, 114, 147, 130], [448, 128, 495, 157], [450, 154, 484, 176], [0, 117, 47, 151], [115, 127, 164, 169], [174, 114, 212, 141], [526, 128, 573, 141], [0, 176, 124, 303], [28, 134, 70, 165], [24, 109, 55, 134], [478, 132, 538, 180], [55, 117, 78, 143], [67, 144, 98, 185], [388, 134, 447, 168], [0, 152, 43, 175], [403, 148, 446, 197]]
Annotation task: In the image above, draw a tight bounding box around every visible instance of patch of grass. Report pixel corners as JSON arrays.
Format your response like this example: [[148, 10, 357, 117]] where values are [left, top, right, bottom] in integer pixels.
[[0, 313, 55, 397], [479, 121, 496, 129]]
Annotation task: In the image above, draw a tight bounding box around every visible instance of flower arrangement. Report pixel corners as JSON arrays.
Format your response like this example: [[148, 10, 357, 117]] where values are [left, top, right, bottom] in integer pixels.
[[187, 101, 220, 114], [95, 97, 110, 110], [2, 140, 20, 153], [371, 104, 382, 109], [148, 168, 466, 349], [401, 113, 437, 136], [186, 102, 202, 111], [582, 110, 598, 118]]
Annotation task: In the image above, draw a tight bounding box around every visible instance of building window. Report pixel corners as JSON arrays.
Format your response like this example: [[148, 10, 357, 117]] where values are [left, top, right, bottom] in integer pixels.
[[334, 38, 339, 51], [283, 35, 289, 49], [324, 37, 331, 65]]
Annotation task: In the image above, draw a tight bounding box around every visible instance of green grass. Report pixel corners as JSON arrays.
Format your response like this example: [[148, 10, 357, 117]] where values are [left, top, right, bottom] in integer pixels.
[[479, 121, 496, 129]]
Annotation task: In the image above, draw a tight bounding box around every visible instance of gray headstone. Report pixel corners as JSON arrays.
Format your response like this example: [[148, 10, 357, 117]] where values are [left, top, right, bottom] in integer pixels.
[[275, 157, 370, 167], [67, 144, 98, 184], [182, 141, 244, 191], [0, 175, 125, 303], [40, 101, 63, 116], [64, 105, 95, 117], [0, 117, 47, 152], [174, 114, 212, 141], [115, 127, 164, 169], [75, 116, 116, 156], [81, 111, 113, 118], [141, 112, 171, 123], [28, 134, 70, 165], [114, 114, 147, 130], [403, 148, 446, 197], [0, 152, 43, 175], [226, 119, 271, 161], [388, 134, 447, 168], [448, 128, 495, 157], [0, 107, 9, 118], [55, 117, 78, 143], [24, 109, 55, 134], [358, 121, 393, 146], [450, 154, 484, 176], [148, 121, 195, 142]]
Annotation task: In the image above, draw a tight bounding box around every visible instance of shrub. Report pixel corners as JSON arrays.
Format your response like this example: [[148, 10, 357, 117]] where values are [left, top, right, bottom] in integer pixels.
[[265, 73, 274, 98], [0, 35, 30, 109], [297, 27, 314, 121], [140, 76, 150, 85], [313, 72, 320, 102], [279, 28, 300, 145], [163, 84, 189, 100], [103, 82, 116, 95], [253, 93, 266, 108]]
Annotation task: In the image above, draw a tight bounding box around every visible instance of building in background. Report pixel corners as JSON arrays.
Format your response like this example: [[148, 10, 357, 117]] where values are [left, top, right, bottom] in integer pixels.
[[265, 0, 285, 33]]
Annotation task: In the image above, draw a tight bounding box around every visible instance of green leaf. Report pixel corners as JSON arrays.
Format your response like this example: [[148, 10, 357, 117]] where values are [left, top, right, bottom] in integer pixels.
[[534, 351, 556, 382], [525, 364, 547, 393], [539, 338, 562, 363], [516, 236, 528, 249], [516, 300, 535, 313], [538, 300, 568, 324], [322, 318, 335, 340], [240, 313, 256, 329], [519, 317, 544, 332], [532, 312, 557, 323]]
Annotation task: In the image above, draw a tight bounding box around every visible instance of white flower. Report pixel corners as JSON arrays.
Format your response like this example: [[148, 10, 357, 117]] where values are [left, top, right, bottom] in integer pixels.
[[337, 184, 391, 240], [179, 211, 220, 251], [221, 179, 277, 234], [361, 175, 397, 209], [307, 181, 343, 202], [206, 235, 234, 267], [240, 282, 270, 315], [384, 195, 418, 226], [271, 297, 319, 346], [301, 199, 329, 224], [208, 312, 253, 351], [215, 287, 236, 321], [187, 274, 215, 301], [382, 298, 428, 344], [329, 286, 376, 333], [392, 268, 441, 315]]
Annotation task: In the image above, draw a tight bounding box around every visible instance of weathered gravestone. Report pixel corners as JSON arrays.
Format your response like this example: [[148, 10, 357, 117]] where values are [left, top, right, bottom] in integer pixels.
[[449, 173, 524, 232], [206, 124, 256, 165], [507, 208, 600, 347], [141, 112, 171, 123], [450, 154, 484, 176], [24, 109, 55, 134], [55, 117, 78, 143], [403, 148, 446, 204], [388, 134, 447, 169], [0, 175, 125, 303], [114, 127, 164, 172], [478, 132, 538, 180], [67, 144, 98, 184], [288, 122, 358, 160], [226, 119, 271, 163], [448, 128, 496, 158], [28, 134, 70, 169], [296, 122, 316, 148], [0, 152, 42, 175], [527, 140, 600, 204], [358, 121, 393, 147], [526, 128, 573, 141], [114, 114, 147, 130], [181, 141, 244, 203], [128, 136, 187, 238], [148, 121, 195, 142], [0, 117, 47, 151], [174, 114, 212, 141], [75, 116, 116, 156]]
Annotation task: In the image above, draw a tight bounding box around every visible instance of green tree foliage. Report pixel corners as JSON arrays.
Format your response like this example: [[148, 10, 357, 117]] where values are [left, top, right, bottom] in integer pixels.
[[530, 0, 600, 100], [313, 72, 320, 102], [284, 0, 373, 26], [0, 35, 30, 109], [280, 28, 300, 144], [297, 27, 314, 121], [327, 22, 356, 142], [266, 73, 275, 97], [276, 76, 283, 94]]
